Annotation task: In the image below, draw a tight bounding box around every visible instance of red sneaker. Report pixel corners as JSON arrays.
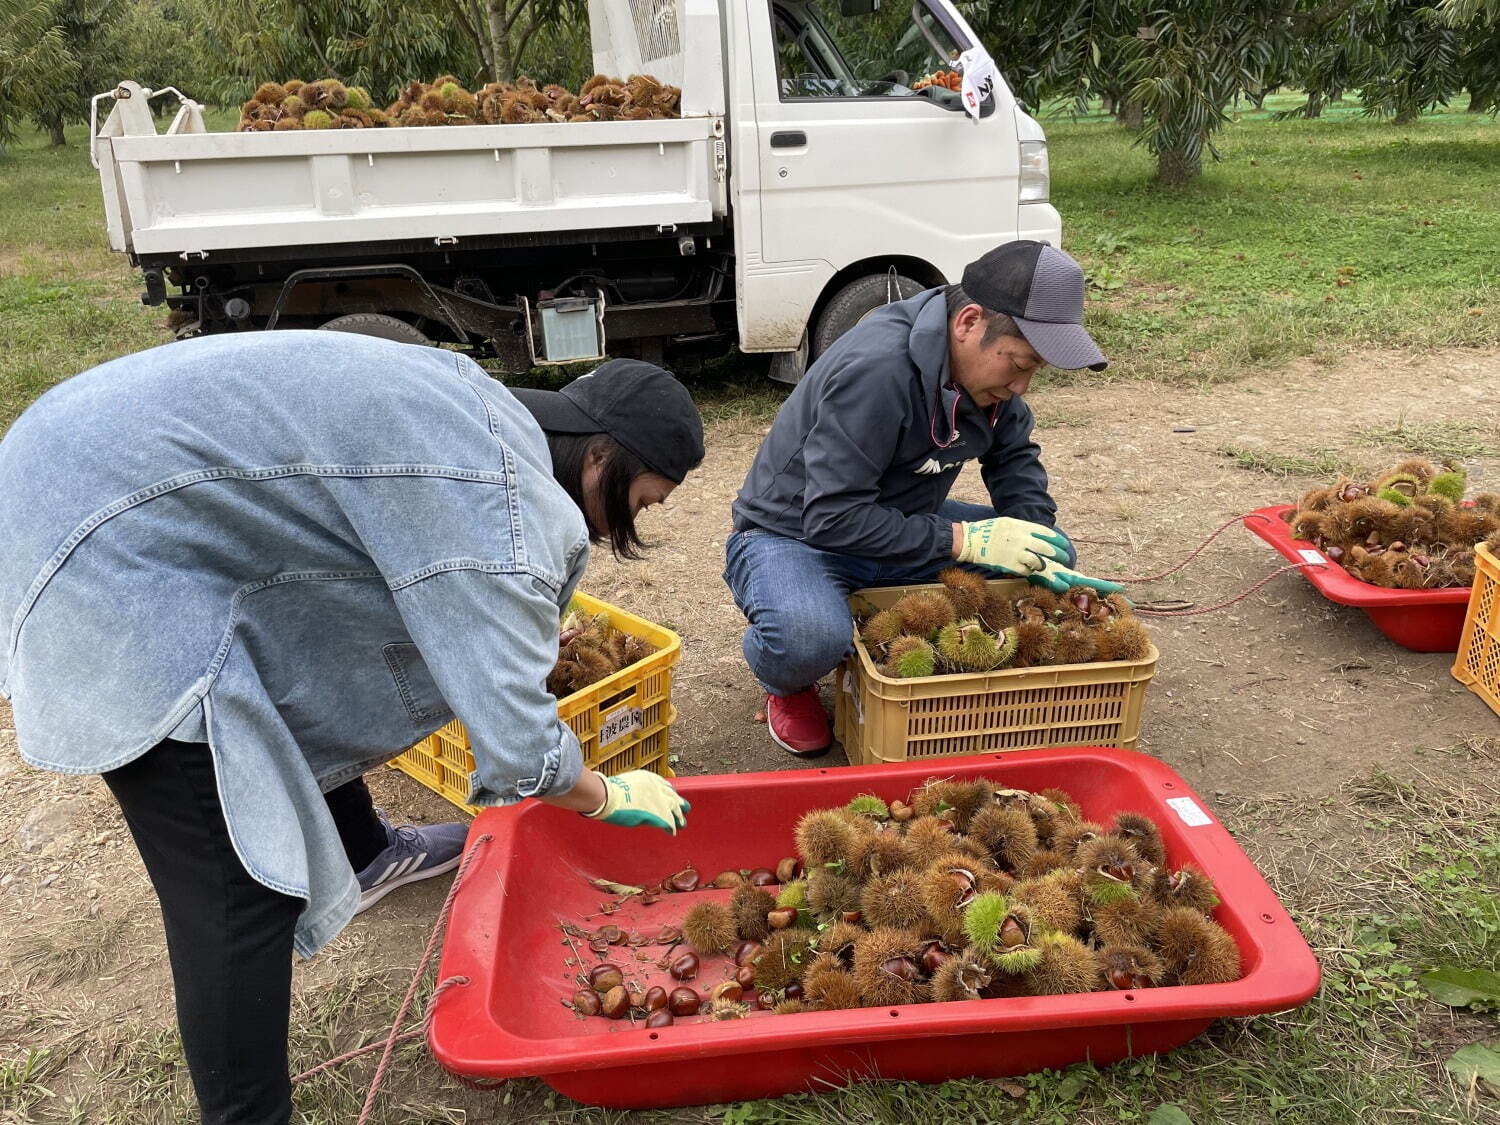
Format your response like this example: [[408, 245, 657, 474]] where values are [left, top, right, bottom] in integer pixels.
[[766, 689, 832, 757]]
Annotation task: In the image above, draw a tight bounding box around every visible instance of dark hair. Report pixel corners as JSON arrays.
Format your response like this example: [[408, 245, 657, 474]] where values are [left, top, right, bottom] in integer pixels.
[[944, 284, 1023, 348], [545, 431, 650, 560]]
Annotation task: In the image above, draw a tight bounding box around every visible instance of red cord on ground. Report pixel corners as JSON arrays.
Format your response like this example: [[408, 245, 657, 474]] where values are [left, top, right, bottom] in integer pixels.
[[290, 832, 496, 1120]]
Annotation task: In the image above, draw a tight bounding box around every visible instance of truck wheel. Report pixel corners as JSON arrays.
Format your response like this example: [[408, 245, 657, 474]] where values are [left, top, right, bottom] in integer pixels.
[[318, 313, 432, 346], [812, 272, 926, 358]]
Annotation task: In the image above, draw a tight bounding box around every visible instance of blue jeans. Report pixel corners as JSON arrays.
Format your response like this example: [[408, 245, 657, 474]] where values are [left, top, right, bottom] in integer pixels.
[[722, 501, 1076, 696]]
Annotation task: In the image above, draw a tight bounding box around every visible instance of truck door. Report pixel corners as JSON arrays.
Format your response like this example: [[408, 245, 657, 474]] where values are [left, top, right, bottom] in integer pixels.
[[747, 0, 1022, 286]]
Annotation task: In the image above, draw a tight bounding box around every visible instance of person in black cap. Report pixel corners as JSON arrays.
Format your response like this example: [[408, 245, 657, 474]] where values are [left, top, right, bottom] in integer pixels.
[[724, 240, 1120, 758], [0, 331, 703, 1123]]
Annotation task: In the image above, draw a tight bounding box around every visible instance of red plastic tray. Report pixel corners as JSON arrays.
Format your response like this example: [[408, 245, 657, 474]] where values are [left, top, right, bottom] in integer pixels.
[[1243, 504, 1471, 653], [430, 748, 1320, 1109]]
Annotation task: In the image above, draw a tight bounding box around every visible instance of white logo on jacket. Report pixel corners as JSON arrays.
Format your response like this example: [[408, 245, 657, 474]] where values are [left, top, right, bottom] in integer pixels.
[[915, 458, 963, 475]]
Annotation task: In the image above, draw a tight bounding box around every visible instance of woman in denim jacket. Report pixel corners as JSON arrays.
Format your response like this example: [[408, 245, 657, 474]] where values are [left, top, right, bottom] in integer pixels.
[[0, 331, 703, 1125]]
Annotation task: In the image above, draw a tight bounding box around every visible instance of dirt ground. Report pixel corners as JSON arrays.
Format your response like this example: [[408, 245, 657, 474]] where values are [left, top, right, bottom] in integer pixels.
[[2, 345, 1498, 1117]]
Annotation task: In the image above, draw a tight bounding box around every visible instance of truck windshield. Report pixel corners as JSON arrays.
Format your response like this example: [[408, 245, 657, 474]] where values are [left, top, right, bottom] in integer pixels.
[[772, 0, 969, 100]]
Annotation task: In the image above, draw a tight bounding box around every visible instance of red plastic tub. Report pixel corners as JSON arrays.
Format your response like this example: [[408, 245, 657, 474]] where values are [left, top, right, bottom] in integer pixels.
[[429, 748, 1320, 1109], [1243, 504, 1471, 652]]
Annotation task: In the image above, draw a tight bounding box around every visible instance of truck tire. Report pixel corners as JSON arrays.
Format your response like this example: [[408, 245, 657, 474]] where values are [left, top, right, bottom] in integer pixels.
[[317, 313, 432, 346], [812, 272, 926, 358]]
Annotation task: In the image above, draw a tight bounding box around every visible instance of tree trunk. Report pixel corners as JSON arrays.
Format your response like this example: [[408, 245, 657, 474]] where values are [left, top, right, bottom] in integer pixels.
[[1156, 144, 1200, 186], [1305, 91, 1324, 119], [1393, 106, 1419, 125], [1116, 100, 1143, 130], [46, 115, 66, 146]]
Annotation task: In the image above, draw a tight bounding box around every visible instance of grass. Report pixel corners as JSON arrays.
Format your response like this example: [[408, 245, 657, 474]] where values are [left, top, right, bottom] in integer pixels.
[[1358, 420, 1498, 461], [14, 913, 131, 986], [1046, 91, 1500, 387], [1216, 444, 1353, 477]]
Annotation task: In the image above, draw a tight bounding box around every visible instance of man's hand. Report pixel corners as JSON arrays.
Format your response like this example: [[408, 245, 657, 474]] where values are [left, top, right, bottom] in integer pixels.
[[955, 517, 1072, 576], [582, 770, 691, 834], [1027, 559, 1126, 597]]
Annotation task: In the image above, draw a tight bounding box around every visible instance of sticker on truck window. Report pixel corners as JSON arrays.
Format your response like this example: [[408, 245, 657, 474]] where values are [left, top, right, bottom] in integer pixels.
[[600, 705, 644, 748], [1166, 796, 1212, 827]]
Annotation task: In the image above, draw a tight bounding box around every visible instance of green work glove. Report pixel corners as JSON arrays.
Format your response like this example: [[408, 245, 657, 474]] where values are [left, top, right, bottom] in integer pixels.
[[583, 770, 690, 834], [1027, 558, 1127, 597], [957, 517, 1073, 577]]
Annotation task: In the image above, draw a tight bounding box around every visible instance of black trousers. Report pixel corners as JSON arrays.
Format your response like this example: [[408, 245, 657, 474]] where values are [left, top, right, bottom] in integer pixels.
[[102, 739, 388, 1125]]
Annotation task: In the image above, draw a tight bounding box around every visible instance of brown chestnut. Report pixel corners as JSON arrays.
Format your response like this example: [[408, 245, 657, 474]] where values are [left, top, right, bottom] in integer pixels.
[[601, 985, 631, 1019], [710, 870, 745, 889], [646, 1008, 675, 1028], [921, 946, 951, 975], [775, 857, 801, 884], [732, 939, 764, 966], [666, 866, 700, 893], [643, 986, 669, 1012], [881, 956, 921, 982], [840, 910, 863, 925], [654, 925, 683, 945], [747, 868, 777, 887], [735, 965, 756, 990], [890, 800, 914, 822], [588, 964, 624, 993], [767, 907, 798, 930], [784, 982, 804, 1001], [628, 990, 645, 1009], [711, 980, 744, 1003], [668, 987, 701, 1016], [571, 990, 602, 1016], [999, 917, 1027, 949], [669, 952, 700, 981]]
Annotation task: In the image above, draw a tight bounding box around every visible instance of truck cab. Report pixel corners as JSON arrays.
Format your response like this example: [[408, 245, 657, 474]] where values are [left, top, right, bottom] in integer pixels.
[[92, 0, 1059, 379]]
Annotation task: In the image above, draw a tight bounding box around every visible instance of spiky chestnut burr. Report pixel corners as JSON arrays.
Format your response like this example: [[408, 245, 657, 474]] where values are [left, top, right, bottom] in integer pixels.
[[1025, 932, 1101, 995], [1096, 944, 1164, 990], [930, 946, 993, 1002], [1112, 812, 1166, 866], [683, 902, 736, 955], [967, 804, 1038, 873], [851, 928, 929, 1007], [861, 869, 931, 931], [731, 884, 777, 941], [1156, 906, 1241, 986]]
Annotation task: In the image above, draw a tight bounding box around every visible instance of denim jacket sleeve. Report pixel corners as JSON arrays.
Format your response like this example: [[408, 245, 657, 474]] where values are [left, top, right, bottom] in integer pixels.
[[392, 567, 584, 806]]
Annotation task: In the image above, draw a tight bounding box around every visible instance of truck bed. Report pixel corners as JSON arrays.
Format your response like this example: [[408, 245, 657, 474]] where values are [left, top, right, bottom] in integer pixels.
[[99, 116, 724, 258]]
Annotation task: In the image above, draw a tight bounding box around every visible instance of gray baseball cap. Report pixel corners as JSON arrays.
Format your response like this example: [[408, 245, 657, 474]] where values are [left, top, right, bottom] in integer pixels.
[[960, 241, 1108, 371]]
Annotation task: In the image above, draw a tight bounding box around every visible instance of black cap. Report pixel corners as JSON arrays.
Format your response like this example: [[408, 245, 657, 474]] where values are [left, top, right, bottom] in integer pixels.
[[961, 241, 1108, 371], [511, 359, 705, 483]]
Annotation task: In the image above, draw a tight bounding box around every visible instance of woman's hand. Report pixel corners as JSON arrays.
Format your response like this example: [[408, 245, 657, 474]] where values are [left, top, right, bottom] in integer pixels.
[[580, 770, 690, 834]]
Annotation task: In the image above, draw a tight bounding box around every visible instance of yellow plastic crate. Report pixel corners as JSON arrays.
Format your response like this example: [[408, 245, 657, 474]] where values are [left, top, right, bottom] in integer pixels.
[[390, 591, 679, 815], [834, 577, 1158, 765], [1452, 542, 1500, 719]]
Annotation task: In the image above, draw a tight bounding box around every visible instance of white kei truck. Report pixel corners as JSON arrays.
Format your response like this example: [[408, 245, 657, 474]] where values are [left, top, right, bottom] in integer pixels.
[[91, 0, 1060, 380]]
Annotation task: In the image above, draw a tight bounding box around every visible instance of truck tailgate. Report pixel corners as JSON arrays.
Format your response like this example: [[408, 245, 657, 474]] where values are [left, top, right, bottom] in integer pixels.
[[102, 117, 722, 256]]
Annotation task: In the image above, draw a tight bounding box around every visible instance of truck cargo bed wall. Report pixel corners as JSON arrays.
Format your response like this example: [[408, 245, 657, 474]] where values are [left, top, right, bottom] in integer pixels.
[[107, 118, 722, 257]]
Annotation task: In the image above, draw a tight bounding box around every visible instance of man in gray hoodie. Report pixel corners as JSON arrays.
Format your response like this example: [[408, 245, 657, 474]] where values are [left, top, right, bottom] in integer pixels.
[[724, 241, 1120, 756]]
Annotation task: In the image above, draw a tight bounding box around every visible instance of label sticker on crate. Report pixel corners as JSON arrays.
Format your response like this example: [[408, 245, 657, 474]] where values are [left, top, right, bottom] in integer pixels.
[[1166, 796, 1212, 827], [1298, 548, 1327, 565], [600, 705, 644, 748]]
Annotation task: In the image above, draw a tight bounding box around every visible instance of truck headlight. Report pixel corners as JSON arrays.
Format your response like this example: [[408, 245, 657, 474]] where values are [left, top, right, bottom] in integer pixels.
[[1019, 141, 1049, 203]]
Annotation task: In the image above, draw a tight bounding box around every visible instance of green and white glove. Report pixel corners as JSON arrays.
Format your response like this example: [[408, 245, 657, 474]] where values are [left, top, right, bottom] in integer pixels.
[[957, 517, 1073, 577], [1027, 559, 1126, 597], [583, 770, 690, 835]]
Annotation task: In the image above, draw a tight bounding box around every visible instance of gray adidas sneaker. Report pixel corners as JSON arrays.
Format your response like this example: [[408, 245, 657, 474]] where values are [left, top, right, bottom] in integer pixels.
[[353, 816, 470, 914]]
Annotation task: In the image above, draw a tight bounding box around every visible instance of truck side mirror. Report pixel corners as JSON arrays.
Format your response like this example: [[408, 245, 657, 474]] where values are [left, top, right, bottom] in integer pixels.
[[839, 0, 879, 14]]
